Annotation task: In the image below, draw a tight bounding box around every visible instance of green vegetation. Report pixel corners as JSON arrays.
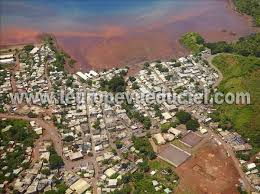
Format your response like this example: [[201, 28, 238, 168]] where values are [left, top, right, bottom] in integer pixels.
[[24, 44, 34, 52], [63, 135, 75, 142], [129, 76, 136, 82], [206, 33, 260, 56], [176, 111, 192, 124], [132, 82, 140, 90], [176, 111, 200, 131], [155, 63, 169, 72], [52, 52, 66, 72], [153, 104, 163, 119], [100, 75, 126, 92], [181, 31, 260, 57], [111, 160, 179, 194], [234, 0, 260, 26], [186, 119, 200, 131], [122, 102, 151, 129], [0, 70, 8, 85], [93, 118, 101, 130], [236, 151, 251, 161], [0, 119, 38, 184], [48, 146, 64, 169], [115, 140, 123, 149], [179, 31, 260, 148], [44, 183, 67, 194], [132, 136, 156, 160], [212, 54, 260, 148], [180, 32, 205, 53], [160, 121, 179, 133], [68, 58, 76, 67]]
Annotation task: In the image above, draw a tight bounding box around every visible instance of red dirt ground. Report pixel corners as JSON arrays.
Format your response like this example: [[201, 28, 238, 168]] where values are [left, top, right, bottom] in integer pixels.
[[175, 140, 241, 194]]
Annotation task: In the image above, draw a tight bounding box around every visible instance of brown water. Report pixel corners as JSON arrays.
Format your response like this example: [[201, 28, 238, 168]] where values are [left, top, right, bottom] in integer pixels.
[[0, 0, 257, 71]]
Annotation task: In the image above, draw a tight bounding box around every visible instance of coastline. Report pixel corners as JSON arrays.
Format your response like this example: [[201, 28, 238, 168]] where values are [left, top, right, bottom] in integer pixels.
[[0, 0, 258, 73]]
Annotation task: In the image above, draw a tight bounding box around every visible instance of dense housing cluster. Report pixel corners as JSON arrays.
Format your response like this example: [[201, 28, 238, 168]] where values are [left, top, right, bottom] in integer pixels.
[[0, 36, 259, 194]]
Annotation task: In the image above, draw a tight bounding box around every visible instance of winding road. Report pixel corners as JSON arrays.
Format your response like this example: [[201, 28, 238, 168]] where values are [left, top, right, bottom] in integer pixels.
[[205, 54, 253, 193]]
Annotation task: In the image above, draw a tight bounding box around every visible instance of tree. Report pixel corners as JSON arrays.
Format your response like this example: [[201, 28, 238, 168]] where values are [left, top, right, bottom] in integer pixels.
[[108, 75, 126, 92], [132, 82, 140, 90], [49, 154, 64, 169], [24, 44, 34, 52], [49, 147, 64, 169], [27, 111, 37, 118], [143, 117, 151, 129], [186, 119, 200, 131], [41, 168, 51, 175], [121, 173, 132, 184], [64, 135, 74, 142], [176, 111, 191, 124], [115, 140, 123, 149], [138, 160, 150, 172], [144, 62, 150, 68], [129, 76, 136, 82]]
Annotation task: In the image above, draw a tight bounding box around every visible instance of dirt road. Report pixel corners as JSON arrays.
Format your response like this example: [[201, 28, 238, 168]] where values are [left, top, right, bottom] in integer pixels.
[[205, 54, 252, 192], [206, 54, 224, 88]]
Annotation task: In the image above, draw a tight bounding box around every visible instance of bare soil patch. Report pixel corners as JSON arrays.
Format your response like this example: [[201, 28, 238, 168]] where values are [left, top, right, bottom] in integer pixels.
[[175, 141, 240, 194]]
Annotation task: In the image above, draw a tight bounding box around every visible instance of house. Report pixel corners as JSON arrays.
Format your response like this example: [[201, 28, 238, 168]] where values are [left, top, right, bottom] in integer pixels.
[[107, 179, 117, 188], [247, 163, 256, 170], [76, 72, 88, 81], [168, 128, 182, 137], [104, 168, 116, 178], [66, 178, 90, 194], [153, 133, 166, 145], [69, 151, 83, 161], [30, 47, 39, 54], [163, 103, 177, 112], [162, 112, 172, 120], [152, 180, 159, 187], [199, 127, 208, 134], [40, 152, 50, 161], [164, 188, 172, 194], [163, 133, 175, 142], [0, 54, 14, 59], [34, 127, 43, 135], [89, 70, 98, 77], [0, 58, 14, 64]]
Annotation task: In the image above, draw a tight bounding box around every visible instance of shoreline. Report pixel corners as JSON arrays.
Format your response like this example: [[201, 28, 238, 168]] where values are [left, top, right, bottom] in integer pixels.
[[0, 0, 258, 73]]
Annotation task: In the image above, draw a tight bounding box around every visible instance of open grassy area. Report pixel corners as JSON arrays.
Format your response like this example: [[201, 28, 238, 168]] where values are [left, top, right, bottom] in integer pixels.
[[180, 32, 205, 54], [212, 54, 260, 148]]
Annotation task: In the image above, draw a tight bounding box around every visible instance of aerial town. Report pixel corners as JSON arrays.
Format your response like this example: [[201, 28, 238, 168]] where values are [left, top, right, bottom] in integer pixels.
[[0, 36, 259, 194]]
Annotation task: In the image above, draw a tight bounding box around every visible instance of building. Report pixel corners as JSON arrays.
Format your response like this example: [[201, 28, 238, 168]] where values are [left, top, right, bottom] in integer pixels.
[[66, 179, 90, 194], [168, 128, 182, 137], [30, 47, 39, 54], [0, 54, 14, 64], [69, 151, 83, 161], [76, 72, 88, 81], [153, 133, 166, 145]]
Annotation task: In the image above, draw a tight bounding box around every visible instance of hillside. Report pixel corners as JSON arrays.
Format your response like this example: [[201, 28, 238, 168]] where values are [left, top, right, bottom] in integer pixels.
[[212, 54, 260, 148], [234, 0, 260, 26]]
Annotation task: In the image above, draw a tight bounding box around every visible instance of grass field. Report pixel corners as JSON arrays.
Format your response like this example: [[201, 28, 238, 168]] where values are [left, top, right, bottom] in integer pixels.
[[212, 54, 260, 148]]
